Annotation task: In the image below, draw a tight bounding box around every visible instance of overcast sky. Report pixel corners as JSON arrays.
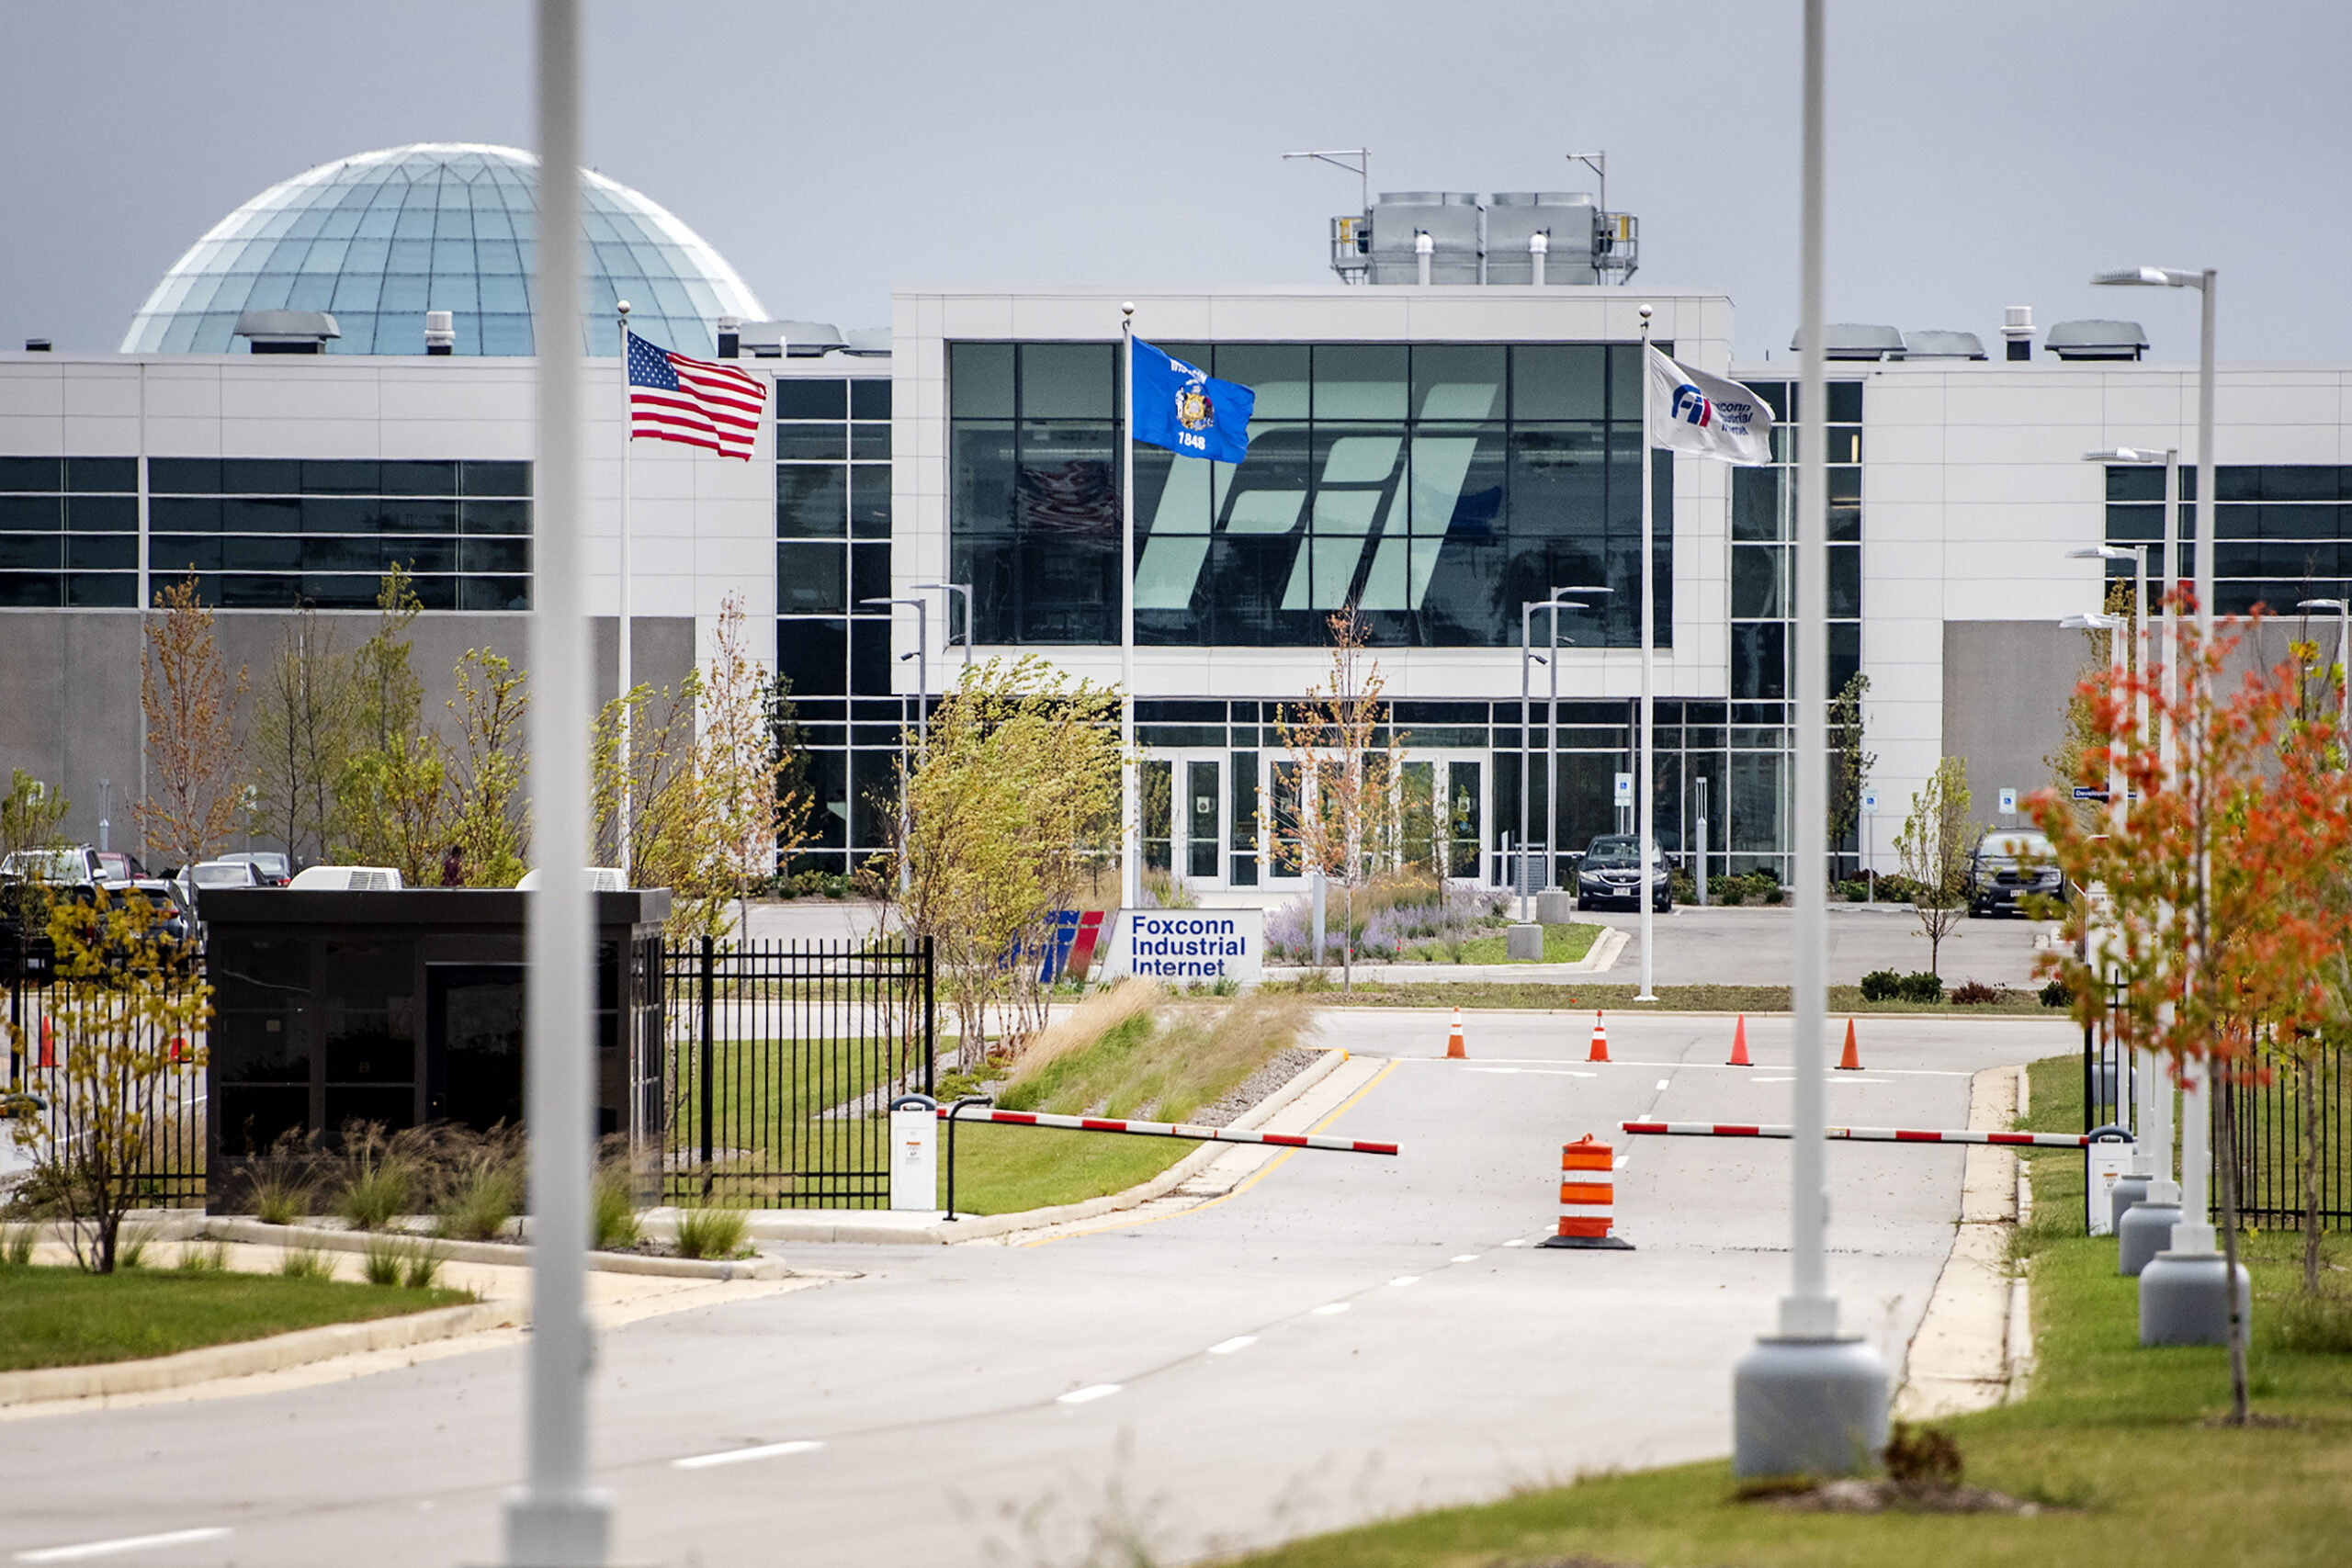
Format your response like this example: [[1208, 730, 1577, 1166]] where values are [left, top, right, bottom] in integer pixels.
[[6, 1, 2345, 364]]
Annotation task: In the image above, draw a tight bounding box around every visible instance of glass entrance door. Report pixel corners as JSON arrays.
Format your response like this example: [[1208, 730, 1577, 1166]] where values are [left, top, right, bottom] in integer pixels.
[[1185, 759, 1221, 880]]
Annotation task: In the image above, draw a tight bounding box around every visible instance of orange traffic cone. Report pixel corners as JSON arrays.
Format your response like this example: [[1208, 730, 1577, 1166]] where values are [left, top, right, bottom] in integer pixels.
[[1588, 1010, 1611, 1063], [1727, 1014, 1752, 1066], [1445, 1006, 1467, 1060], [1837, 1016, 1861, 1070]]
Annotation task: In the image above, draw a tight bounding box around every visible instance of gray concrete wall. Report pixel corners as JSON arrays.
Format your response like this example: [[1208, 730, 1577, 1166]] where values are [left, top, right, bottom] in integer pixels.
[[0, 609, 693, 863], [1939, 619, 2086, 818]]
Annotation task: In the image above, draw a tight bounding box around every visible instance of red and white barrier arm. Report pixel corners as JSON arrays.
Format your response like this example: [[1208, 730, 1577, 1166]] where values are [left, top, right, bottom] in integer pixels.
[[941, 1106, 1397, 1156], [1620, 1120, 2101, 1149]]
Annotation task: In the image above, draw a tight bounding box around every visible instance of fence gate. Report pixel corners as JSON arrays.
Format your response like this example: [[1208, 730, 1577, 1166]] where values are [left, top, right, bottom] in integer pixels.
[[662, 937, 932, 1208], [2222, 1040, 2351, 1232]]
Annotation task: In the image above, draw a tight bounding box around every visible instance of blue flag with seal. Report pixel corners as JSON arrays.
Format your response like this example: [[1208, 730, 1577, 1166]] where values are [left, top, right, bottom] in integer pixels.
[[1131, 339, 1254, 464]]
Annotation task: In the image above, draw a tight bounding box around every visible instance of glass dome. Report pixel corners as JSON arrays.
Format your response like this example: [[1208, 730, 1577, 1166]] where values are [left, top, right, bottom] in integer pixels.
[[121, 142, 766, 358]]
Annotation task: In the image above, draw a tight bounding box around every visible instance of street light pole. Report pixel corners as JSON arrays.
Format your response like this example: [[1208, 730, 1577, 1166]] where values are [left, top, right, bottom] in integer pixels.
[[1520, 595, 1592, 919], [863, 596, 928, 897], [1546, 583, 1611, 899], [1732, 0, 1887, 1479], [914, 581, 975, 675], [1636, 304, 1659, 1004]]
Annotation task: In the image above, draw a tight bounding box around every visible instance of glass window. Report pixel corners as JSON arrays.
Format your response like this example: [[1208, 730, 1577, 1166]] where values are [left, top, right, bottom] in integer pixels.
[[149, 458, 221, 494], [1732, 544, 1785, 618], [0, 457, 62, 492], [63, 457, 137, 493], [1828, 544, 1861, 618], [851, 543, 889, 606], [775, 378, 847, 420], [1313, 344, 1408, 420], [850, 424, 890, 461], [849, 379, 891, 420], [1019, 344, 1115, 420], [460, 499, 531, 536], [1511, 344, 1607, 421], [0, 496, 62, 531], [65, 495, 137, 532], [1213, 344, 1308, 419], [948, 343, 1014, 419], [775, 543, 846, 613], [1732, 622, 1786, 700], [777, 467, 847, 537], [777, 426, 847, 463], [460, 460, 532, 497], [850, 466, 891, 539], [776, 617, 847, 695]]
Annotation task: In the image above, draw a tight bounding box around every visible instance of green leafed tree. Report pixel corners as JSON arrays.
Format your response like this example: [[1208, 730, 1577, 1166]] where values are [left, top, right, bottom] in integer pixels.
[[246, 604, 351, 870], [1894, 754, 1975, 976]]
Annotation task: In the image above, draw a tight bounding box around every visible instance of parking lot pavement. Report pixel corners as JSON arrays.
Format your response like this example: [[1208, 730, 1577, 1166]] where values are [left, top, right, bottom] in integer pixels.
[[1579, 902, 2055, 988], [0, 1011, 2072, 1568]]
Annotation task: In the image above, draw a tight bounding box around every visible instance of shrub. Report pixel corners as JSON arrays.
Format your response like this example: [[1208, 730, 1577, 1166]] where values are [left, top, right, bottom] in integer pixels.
[[1761, 885, 1786, 905], [673, 1204, 750, 1260], [2276, 1288, 2352, 1353], [401, 1241, 447, 1291], [2040, 977, 2071, 1009], [3, 1222, 37, 1267], [1950, 978, 2002, 1006], [1859, 970, 1902, 1002], [249, 1168, 315, 1225], [279, 1244, 334, 1281], [435, 1147, 522, 1241], [174, 1240, 231, 1272], [1839, 879, 1870, 902], [361, 1234, 406, 1286], [333, 1122, 420, 1231], [1883, 1421, 1964, 1488], [1897, 970, 1945, 1003], [593, 1162, 641, 1251], [1709, 874, 1747, 905]]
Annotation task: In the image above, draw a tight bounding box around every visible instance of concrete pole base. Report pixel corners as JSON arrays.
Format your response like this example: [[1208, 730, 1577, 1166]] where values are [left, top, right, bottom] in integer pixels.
[[1506, 922, 1544, 961], [2139, 1250, 2251, 1347], [2107, 1173, 2153, 1236], [1535, 890, 1577, 923], [2116, 1199, 2177, 1277], [1731, 1336, 1889, 1479]]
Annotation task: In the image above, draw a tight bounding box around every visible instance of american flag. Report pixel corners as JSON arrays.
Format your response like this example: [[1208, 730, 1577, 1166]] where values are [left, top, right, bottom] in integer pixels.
[[626, 329, 766, 459]]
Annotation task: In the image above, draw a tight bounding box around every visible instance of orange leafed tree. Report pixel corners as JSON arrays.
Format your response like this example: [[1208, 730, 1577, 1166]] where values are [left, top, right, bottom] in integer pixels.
[[2030, 606, 2352, 1422], [136, 575, 247, 870]]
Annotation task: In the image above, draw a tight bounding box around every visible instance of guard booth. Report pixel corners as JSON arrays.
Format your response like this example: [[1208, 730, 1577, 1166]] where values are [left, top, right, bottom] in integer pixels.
[[199, 886, 669, 1211]]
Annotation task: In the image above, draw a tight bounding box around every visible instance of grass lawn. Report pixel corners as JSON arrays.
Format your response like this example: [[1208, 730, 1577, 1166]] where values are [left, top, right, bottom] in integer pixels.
[[937, 1122, 1194, 1215], [1263, 979, 2060, 1015], [0, 1266, 473, 1372], [1406, 921, 1601, 964], [1223, 1053, 2352, 1568]]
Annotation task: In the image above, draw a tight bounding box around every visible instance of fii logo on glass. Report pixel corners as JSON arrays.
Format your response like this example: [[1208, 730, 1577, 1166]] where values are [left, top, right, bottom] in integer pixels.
[[1096, 908, 1265, 987]]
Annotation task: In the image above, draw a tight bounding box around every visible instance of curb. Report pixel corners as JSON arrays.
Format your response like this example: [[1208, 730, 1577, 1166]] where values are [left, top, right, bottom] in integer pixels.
[[0, 1300, 517, 1408], [700, 1043, 1352, 1246], [195, 1218, 800, 1280], [1265, 929, 1623, 985]]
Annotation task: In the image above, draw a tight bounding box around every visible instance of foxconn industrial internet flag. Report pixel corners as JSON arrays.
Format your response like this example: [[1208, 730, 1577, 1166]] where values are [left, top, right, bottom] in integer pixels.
[[1645, 344, 1772, 466], [1131, 339, 1255, 464], [627, 329, 766, 458]]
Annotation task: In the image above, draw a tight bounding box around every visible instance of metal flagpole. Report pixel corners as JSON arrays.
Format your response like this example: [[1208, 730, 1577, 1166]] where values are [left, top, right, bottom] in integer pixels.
[[615, 301, 634, 871], [2177, 270, 2220, 1257], [1636, 306, 1657, 1002], [1120, 305, 1140, 910], [1731, 0, 1887, 1479], [507, 0, 609, 1560]]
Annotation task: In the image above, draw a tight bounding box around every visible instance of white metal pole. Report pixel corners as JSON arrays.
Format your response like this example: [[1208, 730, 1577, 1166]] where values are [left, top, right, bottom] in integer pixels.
[[1547, 603, 1561, 900], [616, 301, 633, 869], [1519, 603, 1534, 919], [1786, 0, 1833, 1332], [1120, 307, 1139, 910], [506, 1, 607, 1562], [1636, 308, 1657, 1001], [2177, 274, 2219, 1255], [2151, 448, 2180, 1203]]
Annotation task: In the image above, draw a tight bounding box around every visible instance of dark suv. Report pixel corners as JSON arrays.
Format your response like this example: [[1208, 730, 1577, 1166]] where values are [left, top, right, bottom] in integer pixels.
[[1575, 835, 1672, 913], [1969, 829, 2060, 917]]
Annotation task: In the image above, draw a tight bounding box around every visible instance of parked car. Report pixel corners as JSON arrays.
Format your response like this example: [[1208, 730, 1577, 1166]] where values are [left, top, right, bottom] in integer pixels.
[[1574, 835, 1673, 913], [95, 850, 150, 886], [176, 858, 266, 910], [220, 851, 291, 886], [1969, 829, 2060, 917], [0, 846, 101, 888], [286, 864, 405, 891]]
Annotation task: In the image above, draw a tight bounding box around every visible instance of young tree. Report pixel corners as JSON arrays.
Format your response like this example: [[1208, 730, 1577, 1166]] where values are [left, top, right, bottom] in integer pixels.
[[1826, 671, 1875, 883], [2281, 631, 2350, 1295], [6, 889, 209, 1272], [888, 657, 1120, 1052], [1, 770, 70, 860], [246, 605, 350, 869], [2031, 609, 2352, 1423], [1894, 754, 1975, 976], [442, 648, 531, 887], [348, 565, 424, 755], [1272, 608, 1403, 991], [135, 574, 247, 871], [698, 595, 808, 937], [594, 673, 716, 926]]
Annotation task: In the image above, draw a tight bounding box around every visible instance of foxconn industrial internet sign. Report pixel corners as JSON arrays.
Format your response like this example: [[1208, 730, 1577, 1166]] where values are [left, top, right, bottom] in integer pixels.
[[1096, 908, 1264, 987]]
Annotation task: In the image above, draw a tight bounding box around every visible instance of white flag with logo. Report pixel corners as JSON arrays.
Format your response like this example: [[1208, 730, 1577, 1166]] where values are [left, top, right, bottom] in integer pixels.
[[1645, 345, 1772, 465]]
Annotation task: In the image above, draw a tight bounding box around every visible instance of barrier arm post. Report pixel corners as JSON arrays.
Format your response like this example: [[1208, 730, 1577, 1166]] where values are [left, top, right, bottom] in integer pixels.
[[943, 1095, 992, 1223]]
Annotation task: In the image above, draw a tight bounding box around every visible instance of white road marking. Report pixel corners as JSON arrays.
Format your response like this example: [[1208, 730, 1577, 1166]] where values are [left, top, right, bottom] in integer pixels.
[[1451, 1254, 1479, 1262], [1466, 1067, 1596, 1078], [1614, 1155, 1630, 1168], [16, 1529, 232, 1562], [1388, 1275, 1419, 1287], [1656, 1078, 1670, 1089], [673, 1439, 824, 1470], [1057, 1384, 1122, 1404], [1311, 1302, 1351, 1315], [1205, 1336, 1257, 1355], [1502, 1238, 1527, 1247]]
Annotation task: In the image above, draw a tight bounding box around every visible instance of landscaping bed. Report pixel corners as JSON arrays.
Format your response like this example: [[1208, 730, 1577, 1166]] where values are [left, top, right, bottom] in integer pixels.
[[1261, 979, 2060, 1015], [1220, 1053, 2352, 1568], [0, 1265, 472, 1373]]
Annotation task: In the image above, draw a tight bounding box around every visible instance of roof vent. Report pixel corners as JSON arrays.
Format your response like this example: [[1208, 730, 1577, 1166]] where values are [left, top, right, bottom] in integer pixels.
[[734, 321, 787, 357], [2002, 305, 2034, 361], [424, 310, 455, 355], [840, 328, 892, 358], [716, 315, 741, 358], [234, 310, 340, 354], [2043, 320, 2149, 361], [1900, 329, 1987, 361], [778, 321, 845, 357], [24, 338, 51, 352], [1792, 323, 1904, 361]]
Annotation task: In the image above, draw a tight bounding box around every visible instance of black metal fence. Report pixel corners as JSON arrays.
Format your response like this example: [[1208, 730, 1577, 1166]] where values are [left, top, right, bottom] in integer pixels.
[[661, 936, 933, 1208], [6, 953, 209, 1207]]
